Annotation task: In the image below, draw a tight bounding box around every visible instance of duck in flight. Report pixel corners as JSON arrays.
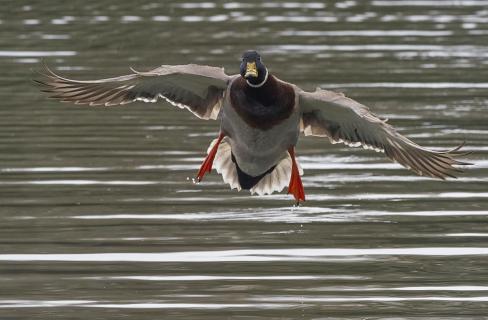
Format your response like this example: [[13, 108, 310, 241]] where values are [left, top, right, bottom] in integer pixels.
[[37, 50, 468, 204]]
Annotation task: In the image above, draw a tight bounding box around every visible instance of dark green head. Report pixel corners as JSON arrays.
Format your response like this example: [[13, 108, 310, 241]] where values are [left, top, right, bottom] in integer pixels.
[[239, 50, 268, 87]]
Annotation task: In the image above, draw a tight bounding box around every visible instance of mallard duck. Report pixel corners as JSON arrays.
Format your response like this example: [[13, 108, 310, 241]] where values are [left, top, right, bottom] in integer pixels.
[[36, 50, 468, 203]]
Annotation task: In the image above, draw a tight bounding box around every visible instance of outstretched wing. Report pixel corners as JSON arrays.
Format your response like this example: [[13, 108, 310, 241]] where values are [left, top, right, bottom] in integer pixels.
[[36, 64, 234, 120], [299, 88, 469, 179]]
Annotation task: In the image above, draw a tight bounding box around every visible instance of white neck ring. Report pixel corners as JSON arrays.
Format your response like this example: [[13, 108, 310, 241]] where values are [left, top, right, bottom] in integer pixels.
[[246, 69, 268, 88]]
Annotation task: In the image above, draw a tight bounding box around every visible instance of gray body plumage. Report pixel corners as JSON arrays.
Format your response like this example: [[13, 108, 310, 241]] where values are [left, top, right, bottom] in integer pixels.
[[220, 77, 300, 176]]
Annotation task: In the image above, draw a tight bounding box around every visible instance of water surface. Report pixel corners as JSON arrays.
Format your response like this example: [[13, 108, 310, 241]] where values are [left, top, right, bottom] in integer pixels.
[[1, 0, 487, 319]]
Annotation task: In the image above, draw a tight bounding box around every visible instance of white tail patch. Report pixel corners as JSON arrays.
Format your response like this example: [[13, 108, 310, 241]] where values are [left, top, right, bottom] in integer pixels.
[[209, 137, 241, 191], [250, 154, 303, 196], [208, 138, 303, 196]]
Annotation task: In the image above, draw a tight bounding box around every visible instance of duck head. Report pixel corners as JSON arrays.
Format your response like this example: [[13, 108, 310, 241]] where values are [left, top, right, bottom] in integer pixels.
[[240, 50, 268, 87]]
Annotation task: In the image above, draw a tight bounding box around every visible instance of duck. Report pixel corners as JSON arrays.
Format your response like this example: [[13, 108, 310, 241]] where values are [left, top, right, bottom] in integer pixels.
[[36, 50, 468, 204]]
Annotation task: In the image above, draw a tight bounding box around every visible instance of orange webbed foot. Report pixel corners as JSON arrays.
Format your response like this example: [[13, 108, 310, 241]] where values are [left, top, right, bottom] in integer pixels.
[[287, 147, 305, 203], [196, 132, 225, 182]]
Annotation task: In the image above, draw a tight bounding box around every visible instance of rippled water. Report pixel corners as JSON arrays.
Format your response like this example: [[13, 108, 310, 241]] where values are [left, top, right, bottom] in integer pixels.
[[1, 0, 488, 319]]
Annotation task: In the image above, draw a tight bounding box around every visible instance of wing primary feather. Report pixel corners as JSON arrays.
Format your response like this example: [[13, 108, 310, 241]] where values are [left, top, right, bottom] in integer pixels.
[[400, 147, 445, 179], [405, 149, 448, 179]]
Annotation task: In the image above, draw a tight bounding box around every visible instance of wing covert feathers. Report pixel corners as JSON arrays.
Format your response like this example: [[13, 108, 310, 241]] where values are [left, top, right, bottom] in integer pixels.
[[299, 88, 470, 179], [35, 64, 230, 120]]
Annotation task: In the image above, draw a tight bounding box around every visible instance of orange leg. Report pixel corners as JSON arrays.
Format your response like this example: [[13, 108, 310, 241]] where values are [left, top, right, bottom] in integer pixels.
[[196, 132, 225, 182], [288, 147, 305, 204]]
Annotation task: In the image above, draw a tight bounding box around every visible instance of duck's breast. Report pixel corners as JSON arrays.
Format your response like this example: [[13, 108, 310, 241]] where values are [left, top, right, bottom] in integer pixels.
[[220, 77, 300, 176]]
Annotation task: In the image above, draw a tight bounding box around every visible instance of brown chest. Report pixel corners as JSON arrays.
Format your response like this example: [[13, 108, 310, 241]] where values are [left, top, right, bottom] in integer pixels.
[[229, 76, 295, 130]]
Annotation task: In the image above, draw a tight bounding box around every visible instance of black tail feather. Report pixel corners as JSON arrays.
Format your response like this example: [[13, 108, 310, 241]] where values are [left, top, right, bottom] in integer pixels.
[[231, 153, 275, 189]]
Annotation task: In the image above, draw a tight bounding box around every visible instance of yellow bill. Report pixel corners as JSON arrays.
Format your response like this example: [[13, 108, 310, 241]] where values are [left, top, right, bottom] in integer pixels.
[[245, 62, 258, 78]]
